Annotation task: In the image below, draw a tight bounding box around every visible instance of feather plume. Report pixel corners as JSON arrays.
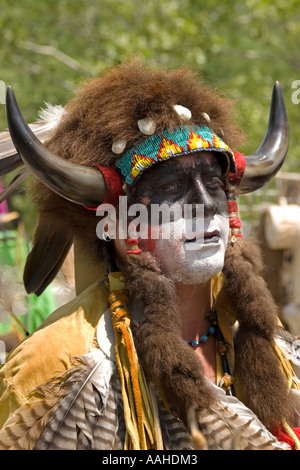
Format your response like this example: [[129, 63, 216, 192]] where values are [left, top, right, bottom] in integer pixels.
[[275, 329, 300, 368], [0, 167, 31, 204], [0, 380, 64, 450], [0, 265, 28, 322], [0, 347, 121, 450], [38, 103, 66, 127], [156, 392, 194, 450], [0, 103, 65, 169], [196, 379, 291, 450], [0, 103, 65, 197], [35, 348, 117, 450]]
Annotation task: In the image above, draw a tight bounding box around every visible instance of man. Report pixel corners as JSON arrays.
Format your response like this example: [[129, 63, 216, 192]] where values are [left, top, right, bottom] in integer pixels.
[[0, 59, 299, 450]]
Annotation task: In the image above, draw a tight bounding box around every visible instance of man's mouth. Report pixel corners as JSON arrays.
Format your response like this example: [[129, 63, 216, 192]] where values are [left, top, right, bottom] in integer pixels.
[[184, 229, 220, 245], [203, 230, 220, 244]]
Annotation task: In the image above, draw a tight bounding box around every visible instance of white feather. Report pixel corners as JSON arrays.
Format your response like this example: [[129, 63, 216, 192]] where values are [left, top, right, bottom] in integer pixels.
[[275, 333, 300, 368], [38, 103, 66, 129], [0, 266, 28, 322], [198, 378, 291, 450]]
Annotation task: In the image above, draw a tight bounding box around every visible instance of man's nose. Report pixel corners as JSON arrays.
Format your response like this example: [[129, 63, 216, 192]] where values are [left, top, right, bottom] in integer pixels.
[[188, 177, 217, 218]]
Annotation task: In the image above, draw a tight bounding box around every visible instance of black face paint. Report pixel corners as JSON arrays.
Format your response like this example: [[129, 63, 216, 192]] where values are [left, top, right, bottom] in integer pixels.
[[128, 152, 228, 223]]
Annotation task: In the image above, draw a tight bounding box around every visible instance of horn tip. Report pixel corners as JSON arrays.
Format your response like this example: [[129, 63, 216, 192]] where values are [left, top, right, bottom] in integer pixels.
[[274, 80, 281, 89], [6, 86, 13, 97]]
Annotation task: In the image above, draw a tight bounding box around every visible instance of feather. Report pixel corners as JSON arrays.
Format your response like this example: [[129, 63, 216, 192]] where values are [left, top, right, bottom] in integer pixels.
[[157, 393, 194, 450], [0, 103, 65, 162], [0, 103, 65, 193], [196, 379, 291, 450], [24, 213, 73, 296], [0, 154, 23, 177], [0, 265, 28, 323], [37, 103, 66, 127], [275, 329, 300, 368], [290, 389, 300, 428], [0, 347, 120, 450], [0, 167, 31, 204], [0, 380, 65, 450], [34, 348, 117, 450]]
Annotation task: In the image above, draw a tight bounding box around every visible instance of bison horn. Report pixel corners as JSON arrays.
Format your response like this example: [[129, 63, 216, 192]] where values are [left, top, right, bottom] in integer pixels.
[[239, 81, 289, 194], [6, 87, 107, 208]]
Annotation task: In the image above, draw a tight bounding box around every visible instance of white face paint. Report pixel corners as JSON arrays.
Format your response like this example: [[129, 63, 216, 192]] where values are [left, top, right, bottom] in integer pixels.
[[140, 213, 229, 284]]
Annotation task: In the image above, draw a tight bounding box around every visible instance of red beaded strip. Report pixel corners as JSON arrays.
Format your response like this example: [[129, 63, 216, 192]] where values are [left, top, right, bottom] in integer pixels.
[[226, 151, 245, 241], [227, 200, 243, 239], [125, 238, 142, 254]]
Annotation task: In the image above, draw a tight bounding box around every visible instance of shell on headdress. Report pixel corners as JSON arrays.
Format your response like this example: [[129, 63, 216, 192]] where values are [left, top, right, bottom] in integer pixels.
[[137, 117, 157, 135], [173, 105, 192, 121], [201, 112, 211, 123], [112, 139, 127, 154]]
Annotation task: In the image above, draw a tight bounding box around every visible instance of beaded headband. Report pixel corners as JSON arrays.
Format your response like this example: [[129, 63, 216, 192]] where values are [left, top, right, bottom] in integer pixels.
[[116, 125, 236, 185]]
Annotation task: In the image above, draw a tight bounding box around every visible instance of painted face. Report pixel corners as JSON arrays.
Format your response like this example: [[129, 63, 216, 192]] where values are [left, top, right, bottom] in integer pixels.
[[114, 152, 229, 284]]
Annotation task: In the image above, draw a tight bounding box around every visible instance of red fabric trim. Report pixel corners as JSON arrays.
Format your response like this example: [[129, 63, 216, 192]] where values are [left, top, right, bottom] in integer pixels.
[[84, 165, 122, 210], [96, 165, 122, 206], [273, 424, 300, 450], [228, 152, 246, 186]]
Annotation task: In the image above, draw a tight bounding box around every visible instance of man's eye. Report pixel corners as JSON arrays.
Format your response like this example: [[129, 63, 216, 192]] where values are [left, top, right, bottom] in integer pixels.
[[160, 181, 184, 193], [206, 178, 223, 190]]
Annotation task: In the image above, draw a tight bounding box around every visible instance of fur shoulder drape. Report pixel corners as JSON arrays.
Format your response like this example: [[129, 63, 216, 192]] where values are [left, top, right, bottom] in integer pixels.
[[222, 237, 294, 430], [124, 237, 295, 432]]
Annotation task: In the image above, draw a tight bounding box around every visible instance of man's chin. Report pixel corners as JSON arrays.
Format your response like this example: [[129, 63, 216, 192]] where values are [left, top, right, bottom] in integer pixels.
[[166, 255, 225, 285]]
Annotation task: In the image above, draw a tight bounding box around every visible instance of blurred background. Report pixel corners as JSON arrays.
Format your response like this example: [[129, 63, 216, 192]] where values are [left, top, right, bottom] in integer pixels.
[[0, 0, 299, 348]]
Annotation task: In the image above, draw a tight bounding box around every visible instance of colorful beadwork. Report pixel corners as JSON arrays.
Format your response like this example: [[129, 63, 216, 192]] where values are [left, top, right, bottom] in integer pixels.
[[116, 125, 236, 185]]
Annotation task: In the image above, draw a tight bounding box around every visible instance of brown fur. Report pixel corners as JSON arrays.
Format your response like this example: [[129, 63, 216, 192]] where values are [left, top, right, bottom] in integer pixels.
[[122, 252, 214, 423], [45, 58, 244, 167], [222, 237, 294, 430]]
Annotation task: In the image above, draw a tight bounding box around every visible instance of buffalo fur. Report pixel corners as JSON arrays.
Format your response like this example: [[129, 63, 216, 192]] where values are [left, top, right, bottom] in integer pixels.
[[222, 237, 294, 430], [122, 251, 214, 423]]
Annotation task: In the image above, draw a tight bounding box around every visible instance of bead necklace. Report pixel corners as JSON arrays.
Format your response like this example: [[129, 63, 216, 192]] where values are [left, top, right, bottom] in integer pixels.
[[184, 325, 215, 346], [184, 300, 236, 397]]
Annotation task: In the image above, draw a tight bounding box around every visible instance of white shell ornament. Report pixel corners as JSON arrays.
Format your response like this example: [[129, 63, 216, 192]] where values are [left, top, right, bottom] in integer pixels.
[[173, 105, 192, 121], [137, 117, 157, 135], [201, 112, 211, 123], [112, 139, 127, 154]]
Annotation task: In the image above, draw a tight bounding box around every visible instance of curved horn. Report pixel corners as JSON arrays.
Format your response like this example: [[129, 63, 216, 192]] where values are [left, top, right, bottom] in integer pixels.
[[239, 81, 289, 194], [5, 87, 106, 208]]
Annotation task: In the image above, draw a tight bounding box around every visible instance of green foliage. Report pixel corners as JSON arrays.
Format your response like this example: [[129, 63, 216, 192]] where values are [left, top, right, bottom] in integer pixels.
[[0, 0, 299, 234]]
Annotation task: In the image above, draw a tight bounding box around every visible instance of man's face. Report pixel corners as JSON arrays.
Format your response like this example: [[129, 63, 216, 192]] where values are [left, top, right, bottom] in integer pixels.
[[115, 151, 229, 284]]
